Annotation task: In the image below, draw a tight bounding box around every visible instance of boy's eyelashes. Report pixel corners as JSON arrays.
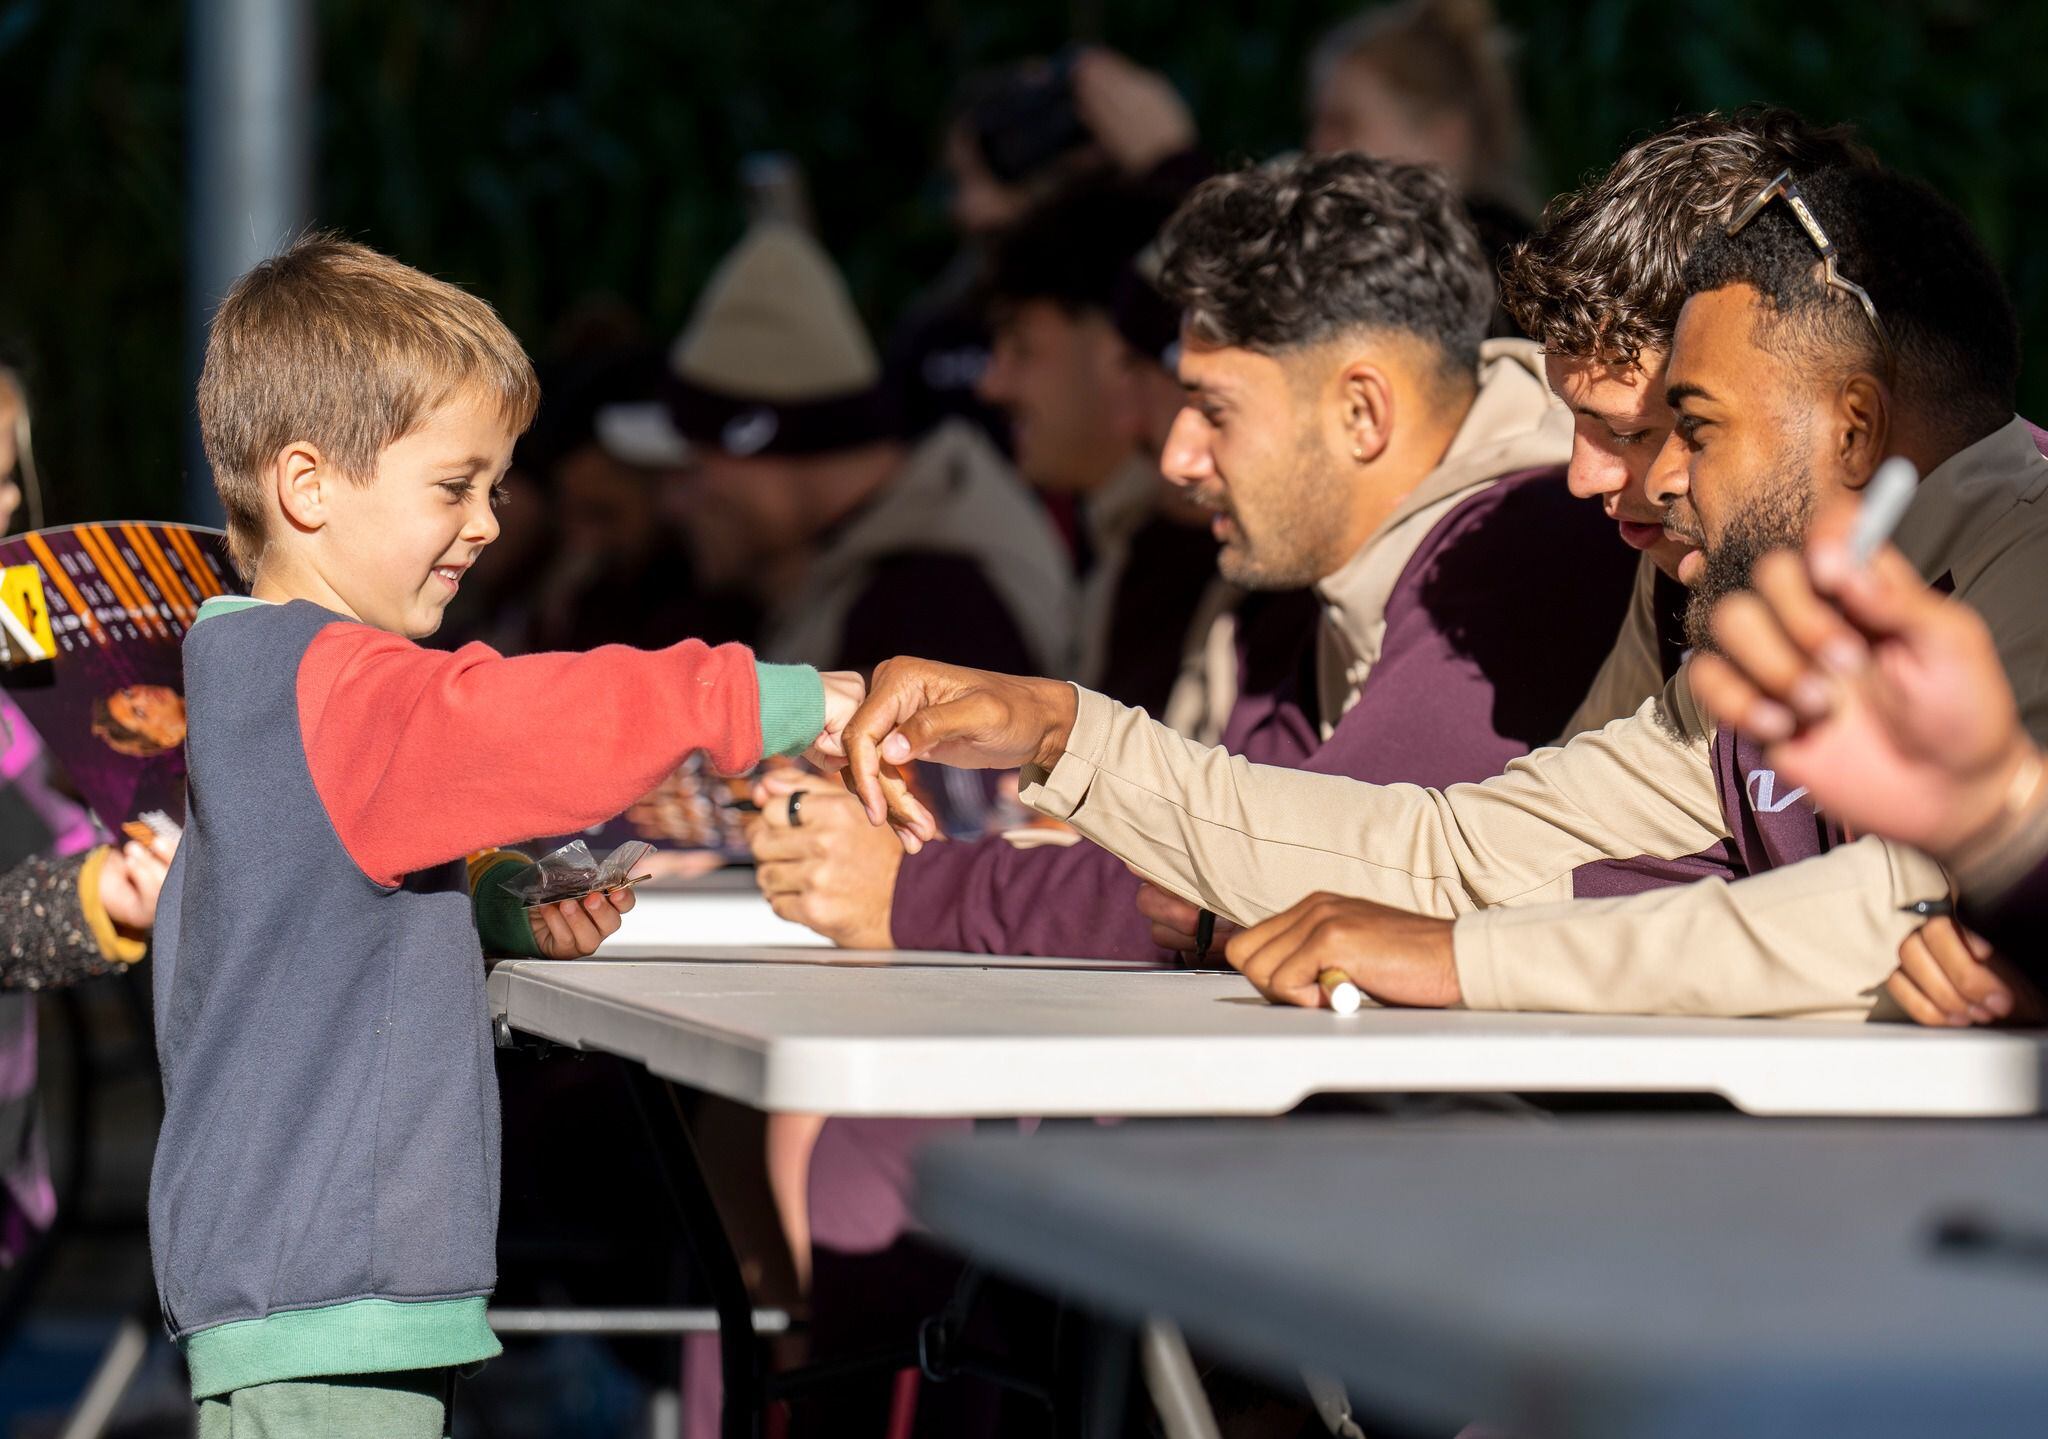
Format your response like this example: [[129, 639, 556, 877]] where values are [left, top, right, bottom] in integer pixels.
[[435, 476, 513, 508]]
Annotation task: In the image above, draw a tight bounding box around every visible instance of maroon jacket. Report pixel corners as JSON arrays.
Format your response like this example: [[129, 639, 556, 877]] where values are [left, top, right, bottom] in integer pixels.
[[890, 467, 1639, 959]]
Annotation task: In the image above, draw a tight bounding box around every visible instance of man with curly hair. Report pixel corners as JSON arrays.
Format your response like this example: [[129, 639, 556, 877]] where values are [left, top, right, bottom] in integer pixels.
[[1497, 110, 2048, 1025], [1499, 107, 1872, 729], [845, 161, 2048, 1028], [778, 151, 1638, 1437]]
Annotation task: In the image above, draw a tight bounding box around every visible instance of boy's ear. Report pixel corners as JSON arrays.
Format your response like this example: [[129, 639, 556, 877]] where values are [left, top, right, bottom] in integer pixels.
[[272, 440, 330, 534]]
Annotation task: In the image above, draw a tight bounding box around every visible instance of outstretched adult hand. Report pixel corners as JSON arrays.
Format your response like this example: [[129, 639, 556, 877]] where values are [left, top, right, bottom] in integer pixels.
[[1688, 498, 2041, 866], [837, 658, 1079, 851]]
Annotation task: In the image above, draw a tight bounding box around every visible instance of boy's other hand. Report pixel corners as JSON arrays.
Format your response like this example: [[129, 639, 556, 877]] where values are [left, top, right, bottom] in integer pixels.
[[528, 887, 635, 959], [805, 670, 867, 769], [101, 839, 175, 934], [840, 658, 1077, 847]]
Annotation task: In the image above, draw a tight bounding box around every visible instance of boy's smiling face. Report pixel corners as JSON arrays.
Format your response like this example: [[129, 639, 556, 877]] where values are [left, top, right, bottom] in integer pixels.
[[262, 388, 517, 638]]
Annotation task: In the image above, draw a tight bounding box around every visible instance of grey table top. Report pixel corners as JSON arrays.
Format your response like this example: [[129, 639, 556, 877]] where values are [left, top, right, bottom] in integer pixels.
[[915, 1118, 2048, 1438]]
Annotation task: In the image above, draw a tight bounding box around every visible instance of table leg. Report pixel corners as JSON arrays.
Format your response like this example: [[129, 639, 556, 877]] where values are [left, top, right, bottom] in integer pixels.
[[621, 1065, 764, 1439], [1066, 1312, 1137, 1439]]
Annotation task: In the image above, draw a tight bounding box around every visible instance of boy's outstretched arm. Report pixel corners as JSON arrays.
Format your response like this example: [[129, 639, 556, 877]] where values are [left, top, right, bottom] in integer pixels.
[[295, 624, 859, 887]]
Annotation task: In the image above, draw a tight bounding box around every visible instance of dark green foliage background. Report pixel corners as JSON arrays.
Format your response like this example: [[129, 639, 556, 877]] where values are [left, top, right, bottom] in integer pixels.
[[1, 0, 2042, 522]]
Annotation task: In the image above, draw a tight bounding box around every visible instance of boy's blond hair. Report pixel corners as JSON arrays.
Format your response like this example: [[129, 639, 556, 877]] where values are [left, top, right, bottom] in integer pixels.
[[198, 232, 540, 578]]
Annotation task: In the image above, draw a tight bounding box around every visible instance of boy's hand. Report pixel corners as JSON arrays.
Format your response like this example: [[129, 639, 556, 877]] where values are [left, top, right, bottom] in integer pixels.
[[528, 887, 635, 959], [1886, 917, 2044, 1027], [1225, 893, 1461, 1010], [805, 670, 867, 769], [100, 838, 176, 934]]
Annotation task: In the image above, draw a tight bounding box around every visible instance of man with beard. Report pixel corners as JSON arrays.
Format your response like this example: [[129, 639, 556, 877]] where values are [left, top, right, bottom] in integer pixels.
[[1499, 107, 1872, 734], [839, 161, 2048, 1021], [755, 157, 1633, 960], [1486, 110, 2048, 1026], [765, 154, 1638, 1437]]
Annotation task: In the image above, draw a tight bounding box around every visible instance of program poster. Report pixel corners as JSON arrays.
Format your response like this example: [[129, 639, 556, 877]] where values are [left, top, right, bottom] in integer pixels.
[[0, 523, 239, 835]]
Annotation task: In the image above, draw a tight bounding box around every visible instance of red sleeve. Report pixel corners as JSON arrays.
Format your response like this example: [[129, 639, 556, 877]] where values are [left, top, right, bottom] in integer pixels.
[[298, 624, 762, 886]]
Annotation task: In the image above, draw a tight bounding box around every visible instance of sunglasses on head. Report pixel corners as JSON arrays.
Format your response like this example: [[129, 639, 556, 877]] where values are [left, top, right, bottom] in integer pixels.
[[1727, 169, 1896, 374]]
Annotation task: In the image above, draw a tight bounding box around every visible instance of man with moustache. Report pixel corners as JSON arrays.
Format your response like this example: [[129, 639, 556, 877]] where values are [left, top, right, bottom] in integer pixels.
[[768, 153, 1636, 1436], [757, 153, 1634, 966], [840, 162, 2048, 1022], [1501, 107, 1873, 733], [1132, 106, 1879, 959]]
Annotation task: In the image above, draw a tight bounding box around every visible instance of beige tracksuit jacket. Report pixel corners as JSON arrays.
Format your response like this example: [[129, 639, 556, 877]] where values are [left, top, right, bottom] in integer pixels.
[[1018, 418, 2048, 1020]]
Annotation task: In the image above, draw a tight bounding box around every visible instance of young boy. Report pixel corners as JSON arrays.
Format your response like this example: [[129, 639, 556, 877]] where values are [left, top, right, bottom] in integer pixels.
[[150, 234, 860, 1435]]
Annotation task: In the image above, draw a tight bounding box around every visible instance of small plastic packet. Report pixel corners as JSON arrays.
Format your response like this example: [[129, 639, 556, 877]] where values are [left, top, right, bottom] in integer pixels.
[[501, 839, 655, 910]]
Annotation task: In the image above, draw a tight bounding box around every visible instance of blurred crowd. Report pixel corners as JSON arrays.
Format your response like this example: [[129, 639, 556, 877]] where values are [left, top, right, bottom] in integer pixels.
[[429, 0, 1526, 689]]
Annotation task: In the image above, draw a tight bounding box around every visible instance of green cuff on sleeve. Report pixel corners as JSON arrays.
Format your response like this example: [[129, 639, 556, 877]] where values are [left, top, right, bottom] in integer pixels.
[[755, 661, 826, 758], [473, 857, 545, 958]]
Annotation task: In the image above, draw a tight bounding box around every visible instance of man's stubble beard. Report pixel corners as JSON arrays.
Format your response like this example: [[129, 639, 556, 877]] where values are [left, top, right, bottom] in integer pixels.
[[1215, 425, 1354, 592], [1682, 460, 1819, 654]]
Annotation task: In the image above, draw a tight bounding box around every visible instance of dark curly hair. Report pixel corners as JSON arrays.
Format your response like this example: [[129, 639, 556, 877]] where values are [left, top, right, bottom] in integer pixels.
[[1501, 108, 1872, 366], [1682, 164, 2019, 444], [1157, 153, 1494, 379]]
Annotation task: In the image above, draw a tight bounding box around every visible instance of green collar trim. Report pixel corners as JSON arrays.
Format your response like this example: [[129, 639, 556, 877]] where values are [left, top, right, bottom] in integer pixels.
[[193, 595, 274, 626]]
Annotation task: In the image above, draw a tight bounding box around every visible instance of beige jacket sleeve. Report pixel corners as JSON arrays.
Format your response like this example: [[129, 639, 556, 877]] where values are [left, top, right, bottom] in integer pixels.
[[1024, 676, 1728, 923], [1024, 674, 1948, 1019], [1555, 554, 1668, 742], [1454, 836, 1939, 1020]]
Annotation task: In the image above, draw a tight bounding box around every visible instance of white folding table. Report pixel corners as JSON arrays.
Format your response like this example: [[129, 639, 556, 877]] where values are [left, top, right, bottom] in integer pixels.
[[488, 958, 2048, 1119], [486, 955, 2048, 1436], [604, 876, 830, 954]]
